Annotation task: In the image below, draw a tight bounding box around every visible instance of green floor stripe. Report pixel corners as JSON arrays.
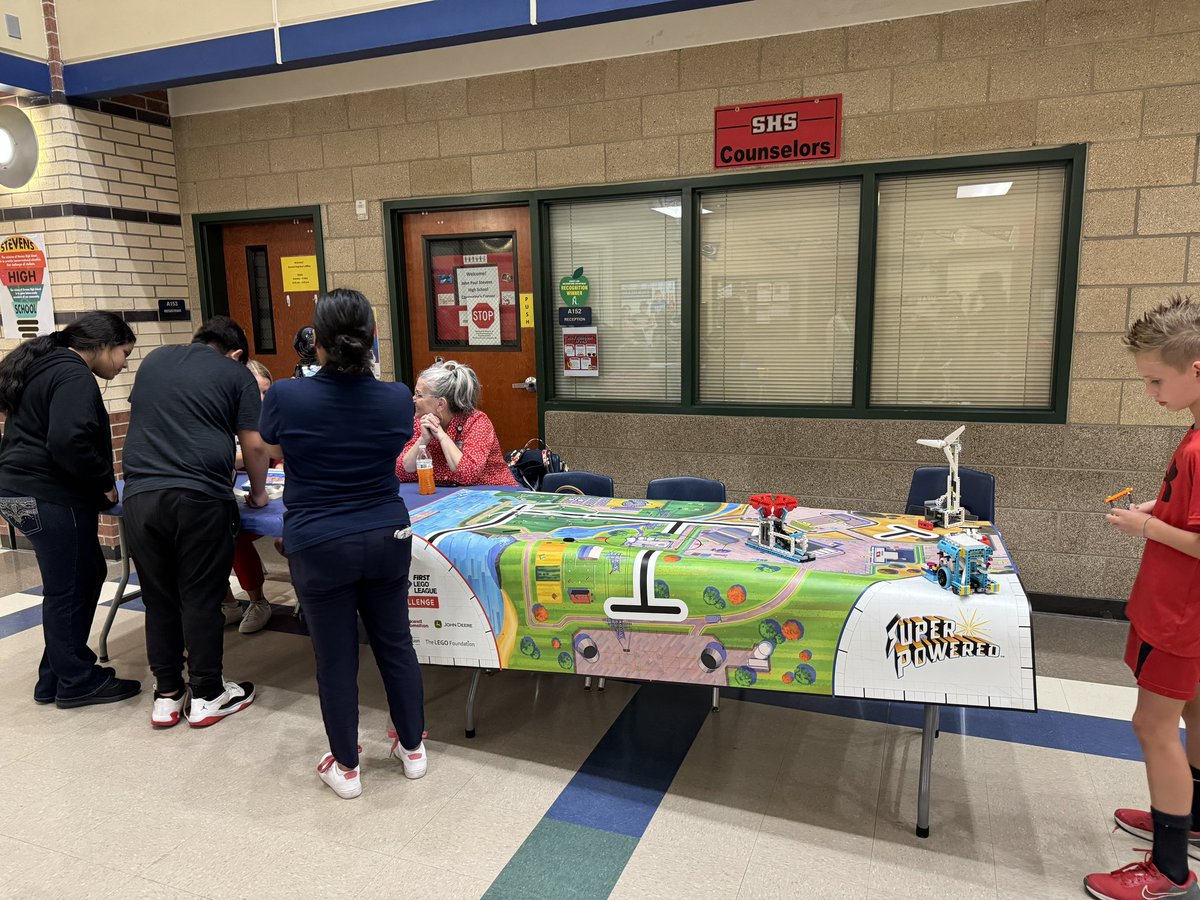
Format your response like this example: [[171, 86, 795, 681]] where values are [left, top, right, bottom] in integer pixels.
[[483, 818, 638, 900]]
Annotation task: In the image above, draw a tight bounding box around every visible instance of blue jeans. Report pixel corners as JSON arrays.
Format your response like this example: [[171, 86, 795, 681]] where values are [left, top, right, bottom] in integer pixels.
[[288, 526, 423, 768], [0, 491, 110, 701]]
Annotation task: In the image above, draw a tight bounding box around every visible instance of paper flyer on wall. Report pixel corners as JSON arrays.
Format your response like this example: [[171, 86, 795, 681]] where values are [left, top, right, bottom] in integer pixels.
[[563, 326, 598, 376], [0, 233, 55, 340]]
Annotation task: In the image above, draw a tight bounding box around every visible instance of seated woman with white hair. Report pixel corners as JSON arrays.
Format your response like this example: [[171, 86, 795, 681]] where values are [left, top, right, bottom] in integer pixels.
[[397, 360, 518, 487]]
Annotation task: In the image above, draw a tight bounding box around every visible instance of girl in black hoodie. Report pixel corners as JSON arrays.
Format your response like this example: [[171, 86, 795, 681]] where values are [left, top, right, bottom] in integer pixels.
[[0, 311, 142, 708]]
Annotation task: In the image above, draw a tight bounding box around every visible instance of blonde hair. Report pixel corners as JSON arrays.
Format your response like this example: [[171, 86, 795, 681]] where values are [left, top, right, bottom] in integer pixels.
[[1124, 294, 1200, 369], [247, 360, 273, 383], [418, 360, 480, 414]]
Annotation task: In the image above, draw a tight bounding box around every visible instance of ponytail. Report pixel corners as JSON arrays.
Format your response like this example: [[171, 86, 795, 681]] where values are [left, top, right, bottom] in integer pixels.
[[313, 288, 376, 375], [417, 360, 480, 414], [0, 311, 135, 413]]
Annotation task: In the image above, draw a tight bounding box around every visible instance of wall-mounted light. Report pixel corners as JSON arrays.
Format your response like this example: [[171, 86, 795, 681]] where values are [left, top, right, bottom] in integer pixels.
[[0, 105, 39, 189]]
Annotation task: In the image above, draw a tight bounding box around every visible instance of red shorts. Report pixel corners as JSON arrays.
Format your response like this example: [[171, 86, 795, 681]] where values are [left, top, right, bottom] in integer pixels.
[[1125, 625, 1200, 701]]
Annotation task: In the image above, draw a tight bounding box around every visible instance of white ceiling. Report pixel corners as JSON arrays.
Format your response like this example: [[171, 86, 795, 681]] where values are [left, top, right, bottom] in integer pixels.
[[170, 0, 1016, 115]]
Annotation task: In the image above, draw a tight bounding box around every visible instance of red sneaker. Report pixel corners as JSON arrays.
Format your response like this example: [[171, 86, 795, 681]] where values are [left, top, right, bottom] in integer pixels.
[[1114, 809, 1200, 861], [1084, 851, 1199, 899]]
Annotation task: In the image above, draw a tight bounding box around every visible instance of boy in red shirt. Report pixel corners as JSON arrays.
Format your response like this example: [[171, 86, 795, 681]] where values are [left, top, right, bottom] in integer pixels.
[[1086, 296, 1200, 900]]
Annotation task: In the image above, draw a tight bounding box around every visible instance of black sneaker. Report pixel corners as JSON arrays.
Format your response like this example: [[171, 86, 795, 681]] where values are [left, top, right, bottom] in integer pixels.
[[36, 666, 115, 704], [186, 680, 255, 728], [55, 675, 141, 709]]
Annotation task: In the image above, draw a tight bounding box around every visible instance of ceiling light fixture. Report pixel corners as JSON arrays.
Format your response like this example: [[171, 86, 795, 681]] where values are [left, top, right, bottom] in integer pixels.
[[651, 205, 711, 218], [956, 181, 1013, 199]]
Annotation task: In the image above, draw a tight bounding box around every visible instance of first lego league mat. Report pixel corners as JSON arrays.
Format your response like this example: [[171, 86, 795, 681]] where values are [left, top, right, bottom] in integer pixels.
[[406, 490, 1035, 711]]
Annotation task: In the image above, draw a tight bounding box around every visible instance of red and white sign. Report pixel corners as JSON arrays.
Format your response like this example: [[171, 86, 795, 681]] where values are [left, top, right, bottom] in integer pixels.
[[457, 265, 501, 346], [714, 94, 842, 169], [471, 303, 495, 330]]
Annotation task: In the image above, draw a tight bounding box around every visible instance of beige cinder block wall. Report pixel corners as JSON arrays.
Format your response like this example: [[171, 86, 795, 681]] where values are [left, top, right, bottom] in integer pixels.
[[175, 0, 1200, 603]]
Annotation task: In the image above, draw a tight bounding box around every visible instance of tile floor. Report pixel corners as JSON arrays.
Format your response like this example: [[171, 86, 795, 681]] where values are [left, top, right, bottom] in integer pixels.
[[0, 544, 1174, 899]]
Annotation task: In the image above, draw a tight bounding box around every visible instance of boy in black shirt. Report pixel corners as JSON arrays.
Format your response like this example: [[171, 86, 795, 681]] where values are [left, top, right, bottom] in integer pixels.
[[122, 317, 270, 728]]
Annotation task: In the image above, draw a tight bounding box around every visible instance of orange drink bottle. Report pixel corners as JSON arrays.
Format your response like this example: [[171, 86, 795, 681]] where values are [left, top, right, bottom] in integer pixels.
[[416, 445, 435, 495]]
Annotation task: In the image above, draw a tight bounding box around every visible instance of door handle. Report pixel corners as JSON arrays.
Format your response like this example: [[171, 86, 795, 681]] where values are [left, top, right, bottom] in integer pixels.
[[511, 377, 537, 392]]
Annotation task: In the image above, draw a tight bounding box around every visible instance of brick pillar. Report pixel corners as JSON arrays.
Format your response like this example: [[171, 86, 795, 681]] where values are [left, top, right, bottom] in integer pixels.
[[42, 0, 64, 102]]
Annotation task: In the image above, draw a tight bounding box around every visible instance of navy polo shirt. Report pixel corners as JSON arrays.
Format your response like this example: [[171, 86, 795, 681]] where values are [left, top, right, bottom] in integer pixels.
[[259, 370, 415, 553]]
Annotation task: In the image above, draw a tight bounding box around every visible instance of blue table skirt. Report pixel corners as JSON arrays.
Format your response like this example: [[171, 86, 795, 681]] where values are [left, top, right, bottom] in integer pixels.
[[111, 480, 513, 538]]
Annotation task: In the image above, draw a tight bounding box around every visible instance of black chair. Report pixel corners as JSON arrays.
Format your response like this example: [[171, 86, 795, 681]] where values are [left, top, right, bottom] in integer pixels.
[[647, 476, 726, 503], [540, 471, 614, 497], [906, 466, 996, 522]]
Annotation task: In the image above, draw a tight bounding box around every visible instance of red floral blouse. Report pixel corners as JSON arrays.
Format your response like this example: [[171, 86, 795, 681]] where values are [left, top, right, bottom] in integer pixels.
[[396, 409, 518, 487]]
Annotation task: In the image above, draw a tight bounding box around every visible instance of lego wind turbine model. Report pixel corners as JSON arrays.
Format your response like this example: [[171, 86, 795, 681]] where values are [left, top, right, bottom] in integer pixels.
[[916, 425, 966, 528]]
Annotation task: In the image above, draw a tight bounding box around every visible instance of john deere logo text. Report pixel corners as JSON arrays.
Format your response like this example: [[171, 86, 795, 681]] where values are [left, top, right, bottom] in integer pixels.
[[885, 614, 999, 678]]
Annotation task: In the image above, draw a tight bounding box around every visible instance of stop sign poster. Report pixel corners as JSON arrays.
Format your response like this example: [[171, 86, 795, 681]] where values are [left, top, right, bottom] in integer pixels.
[[0, 233, 55, 340], [457, 265, 501, 346]]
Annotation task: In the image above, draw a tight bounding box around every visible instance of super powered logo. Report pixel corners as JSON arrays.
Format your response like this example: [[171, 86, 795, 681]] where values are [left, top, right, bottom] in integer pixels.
[[885, 614, 999, 678]]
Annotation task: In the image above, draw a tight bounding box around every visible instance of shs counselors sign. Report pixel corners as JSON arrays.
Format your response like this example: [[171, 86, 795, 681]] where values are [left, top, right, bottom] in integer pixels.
[[714, 94, 842, 169]]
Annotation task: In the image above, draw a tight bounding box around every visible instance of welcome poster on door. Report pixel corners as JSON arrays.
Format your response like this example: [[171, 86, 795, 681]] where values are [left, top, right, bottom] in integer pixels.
[[457, 265, 501, 346]]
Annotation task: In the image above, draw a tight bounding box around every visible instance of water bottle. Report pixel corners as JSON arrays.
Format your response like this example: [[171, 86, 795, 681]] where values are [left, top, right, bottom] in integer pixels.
[[416, 444, 435, 495]]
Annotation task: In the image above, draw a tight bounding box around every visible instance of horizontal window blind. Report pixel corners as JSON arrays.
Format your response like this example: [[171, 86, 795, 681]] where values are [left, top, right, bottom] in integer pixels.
[[549, 196, 681, 401], [698, 181, 860, 404], [871, 165, 1066, 409]]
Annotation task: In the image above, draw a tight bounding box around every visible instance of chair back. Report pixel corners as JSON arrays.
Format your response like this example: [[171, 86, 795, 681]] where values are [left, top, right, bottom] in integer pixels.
[[540, 471, 614, 497], [646, 476, 726, 503], [905, 465, 996, 522]]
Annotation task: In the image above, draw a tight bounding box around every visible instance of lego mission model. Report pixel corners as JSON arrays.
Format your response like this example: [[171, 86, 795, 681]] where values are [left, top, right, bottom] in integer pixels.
[[922, 532, 998, 595], [747, 493, 816, 563], [916, 425, 968, 529]]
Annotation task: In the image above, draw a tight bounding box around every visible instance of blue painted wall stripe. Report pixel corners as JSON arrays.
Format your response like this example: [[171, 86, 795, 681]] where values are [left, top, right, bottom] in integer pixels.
[[538, 0, 747, 26], [0, 50, 50, 94], [64, 30, 280, 98], [61, 0, 748, 97], [280, 0, 531, 65]]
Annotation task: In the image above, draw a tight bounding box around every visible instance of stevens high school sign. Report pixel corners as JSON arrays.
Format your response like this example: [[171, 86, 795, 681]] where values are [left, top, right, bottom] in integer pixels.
[[714, 94, 842, 169]]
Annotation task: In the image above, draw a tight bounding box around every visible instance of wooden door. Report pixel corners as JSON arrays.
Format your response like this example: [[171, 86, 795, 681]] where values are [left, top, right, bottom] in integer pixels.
[[401, 206, 537, 455], [221, 218, 319, 382]]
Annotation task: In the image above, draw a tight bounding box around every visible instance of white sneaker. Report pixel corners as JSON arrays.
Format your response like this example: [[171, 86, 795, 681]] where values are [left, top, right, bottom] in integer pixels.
[[238, 599, 272, 634], [221, 602, 243, 626], [390, 735, 428, 779], [150, 688, 187, 728], [186, 681, 255, 728], [317, 752, 362, 799]]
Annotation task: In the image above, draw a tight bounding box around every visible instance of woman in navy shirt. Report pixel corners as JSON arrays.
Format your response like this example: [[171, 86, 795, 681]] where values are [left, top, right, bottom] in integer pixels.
[[260, 289, 426, 799]]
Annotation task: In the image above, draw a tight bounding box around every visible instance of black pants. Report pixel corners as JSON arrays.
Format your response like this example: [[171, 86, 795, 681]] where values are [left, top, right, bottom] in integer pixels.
[[0, 491, 109, 701], [289, 526, 424, 768], [123, 489, 238, 697]]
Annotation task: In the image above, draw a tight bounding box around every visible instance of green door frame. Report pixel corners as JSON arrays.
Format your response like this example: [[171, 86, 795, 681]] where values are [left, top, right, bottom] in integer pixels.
[[193, 206, 328, 320], [383, 193, 546, 434]]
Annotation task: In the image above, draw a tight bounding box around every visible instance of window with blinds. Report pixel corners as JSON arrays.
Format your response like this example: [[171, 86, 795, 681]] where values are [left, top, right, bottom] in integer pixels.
[[698, 181, 860, 404], [548, 196, 681, 401], [871, 165, 1066, 409]]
